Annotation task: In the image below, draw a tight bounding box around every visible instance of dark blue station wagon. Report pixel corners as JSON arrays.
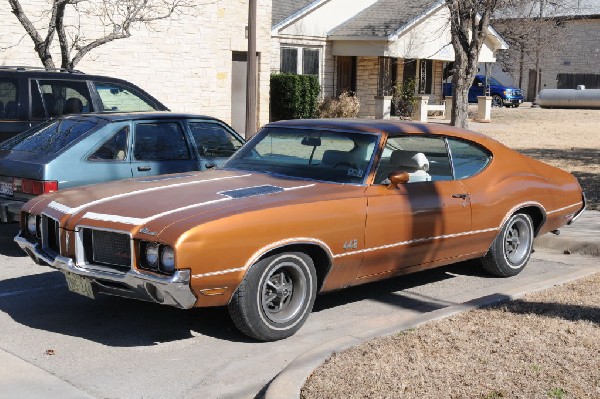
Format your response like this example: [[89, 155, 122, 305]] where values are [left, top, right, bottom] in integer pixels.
[[0, 112, 244, 222]]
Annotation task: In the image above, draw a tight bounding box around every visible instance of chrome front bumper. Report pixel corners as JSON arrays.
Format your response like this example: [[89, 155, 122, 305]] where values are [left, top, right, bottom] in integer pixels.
[[15, 232, 197, 309]]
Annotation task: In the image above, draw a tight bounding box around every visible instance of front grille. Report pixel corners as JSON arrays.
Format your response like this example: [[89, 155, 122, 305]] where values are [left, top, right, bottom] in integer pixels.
[[42, 215, 60, 254], [82, 228, 131, 271], [514, 89, 522, 96]]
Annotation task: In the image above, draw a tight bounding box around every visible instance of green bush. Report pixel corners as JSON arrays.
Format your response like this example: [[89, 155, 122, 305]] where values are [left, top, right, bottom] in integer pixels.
[[270, 73, 320, 121], [393, 78, 418, 118]]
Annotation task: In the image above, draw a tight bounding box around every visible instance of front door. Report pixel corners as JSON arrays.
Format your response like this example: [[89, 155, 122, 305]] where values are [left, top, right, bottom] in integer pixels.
[[358, 135, 472, 278]]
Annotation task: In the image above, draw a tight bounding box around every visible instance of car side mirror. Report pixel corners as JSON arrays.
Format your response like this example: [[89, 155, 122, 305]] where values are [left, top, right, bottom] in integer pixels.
[[387, 171, 409, 189]]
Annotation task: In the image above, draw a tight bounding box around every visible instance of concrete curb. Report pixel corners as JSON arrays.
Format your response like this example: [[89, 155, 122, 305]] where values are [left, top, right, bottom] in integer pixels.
[[533, 210, 599, 257], [263, 262, 600, 399]]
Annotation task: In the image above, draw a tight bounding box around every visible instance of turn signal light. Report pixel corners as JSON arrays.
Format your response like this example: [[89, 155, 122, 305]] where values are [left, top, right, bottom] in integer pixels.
[[20, 179, 58, 195]]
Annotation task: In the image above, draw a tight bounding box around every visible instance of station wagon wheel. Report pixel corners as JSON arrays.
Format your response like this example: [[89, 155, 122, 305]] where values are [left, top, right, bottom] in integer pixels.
[[228, 252, 317, 341], [491, 94, 504, 107], [482, 213, 534, 277]]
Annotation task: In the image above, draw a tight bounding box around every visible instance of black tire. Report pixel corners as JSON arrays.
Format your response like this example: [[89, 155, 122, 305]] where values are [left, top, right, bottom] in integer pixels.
[[482, 213, 534, 277], [491, 94, 504, 107], [228, 252, 317, 341]]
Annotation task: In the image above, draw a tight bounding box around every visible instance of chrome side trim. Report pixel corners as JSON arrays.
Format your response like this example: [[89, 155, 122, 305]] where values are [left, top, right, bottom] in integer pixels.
[[192, 267, 246, 279], [546, 201, 584, 215], [568, 193, 586, 225], [333, 227, 499, 258]]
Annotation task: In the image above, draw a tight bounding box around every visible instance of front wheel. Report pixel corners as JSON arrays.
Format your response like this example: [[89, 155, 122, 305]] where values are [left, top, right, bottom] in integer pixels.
[[228, 252, 317, 341], [482, 213, 534, 277], [491, 94, 504, 107]]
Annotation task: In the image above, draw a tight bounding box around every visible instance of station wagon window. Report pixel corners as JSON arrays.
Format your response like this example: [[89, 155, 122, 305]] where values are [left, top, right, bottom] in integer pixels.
[[36, 80, 92, 117], [133, 122, 190, 160], [94, 82, 154, 112], [88, 126, 129, 161], [0, 78, 19, 120], [189, 122, 243, 158], [375, 136, 453, 184], [0, 119, 98, 154], [447, 138, 491, 179]]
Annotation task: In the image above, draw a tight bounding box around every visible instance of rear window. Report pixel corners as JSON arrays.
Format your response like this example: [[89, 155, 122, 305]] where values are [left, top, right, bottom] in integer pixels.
[[0, 119, 99, 154]]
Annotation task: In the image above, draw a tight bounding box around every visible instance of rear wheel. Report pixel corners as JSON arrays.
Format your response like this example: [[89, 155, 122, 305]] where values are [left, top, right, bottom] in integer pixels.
[[482, 213, 534, 277], [228, 252, 317, 341]]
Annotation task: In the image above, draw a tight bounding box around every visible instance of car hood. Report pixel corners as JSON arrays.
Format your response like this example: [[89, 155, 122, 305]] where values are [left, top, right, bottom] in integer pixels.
[[490, 84, 521, 91], [26, 169, 363, 236]]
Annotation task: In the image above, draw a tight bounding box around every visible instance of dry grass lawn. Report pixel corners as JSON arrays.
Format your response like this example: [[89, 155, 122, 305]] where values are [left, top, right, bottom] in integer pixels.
[[302, 106, 600, 399], [302, 273, 600, 399]]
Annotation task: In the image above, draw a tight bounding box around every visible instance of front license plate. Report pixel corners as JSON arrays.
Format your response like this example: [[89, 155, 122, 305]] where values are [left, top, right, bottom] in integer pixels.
[[0, 182, 13, 197], [64, 272, 95, 299]]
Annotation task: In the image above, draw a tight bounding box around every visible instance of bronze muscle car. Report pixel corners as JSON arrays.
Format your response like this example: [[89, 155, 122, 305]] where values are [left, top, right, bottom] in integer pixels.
[[15, 120, 585, 341]]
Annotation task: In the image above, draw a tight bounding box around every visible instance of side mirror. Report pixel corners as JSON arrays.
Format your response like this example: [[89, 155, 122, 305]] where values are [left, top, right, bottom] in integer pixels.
[[387, 171, 409, 189], [477, 82, 484, 87]]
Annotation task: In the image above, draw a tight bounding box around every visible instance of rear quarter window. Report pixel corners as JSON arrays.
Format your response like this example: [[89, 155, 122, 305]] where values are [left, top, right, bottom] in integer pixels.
[[448, 138, 491, 179], [94, 82, 155, 112], [0, 119, 99, 155], [0, 78, 19, 120]]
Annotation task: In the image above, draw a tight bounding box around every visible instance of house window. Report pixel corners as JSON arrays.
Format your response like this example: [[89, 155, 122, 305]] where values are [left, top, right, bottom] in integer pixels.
[[378, 57, 397, 96], [419, 59, 433, 94], [280, 46, 320, 76]]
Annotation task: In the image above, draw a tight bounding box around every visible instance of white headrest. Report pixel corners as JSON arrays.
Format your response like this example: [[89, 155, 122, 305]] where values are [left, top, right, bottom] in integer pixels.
[[390, 150, 429, 172]]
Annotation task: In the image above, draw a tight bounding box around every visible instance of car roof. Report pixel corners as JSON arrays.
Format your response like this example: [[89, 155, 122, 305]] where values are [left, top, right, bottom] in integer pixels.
[[0, 67, 138, 84], [266, 118, 490, 141], [52, 112, 224, 123]]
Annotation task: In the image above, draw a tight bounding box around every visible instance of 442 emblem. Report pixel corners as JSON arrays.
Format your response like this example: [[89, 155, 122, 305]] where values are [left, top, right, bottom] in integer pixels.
[[343, 239, 358, 250]]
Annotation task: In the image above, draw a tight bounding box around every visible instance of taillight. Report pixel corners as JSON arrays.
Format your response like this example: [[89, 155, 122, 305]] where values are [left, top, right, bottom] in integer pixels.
[[20, 179, 58, 195]]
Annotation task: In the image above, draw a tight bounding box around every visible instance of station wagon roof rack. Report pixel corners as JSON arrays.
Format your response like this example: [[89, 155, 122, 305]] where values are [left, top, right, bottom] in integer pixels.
[[0, 66, 85, 74]]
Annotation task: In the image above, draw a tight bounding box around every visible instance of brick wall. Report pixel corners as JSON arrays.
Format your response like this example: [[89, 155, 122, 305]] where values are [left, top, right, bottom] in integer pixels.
[[356, 57, 380, 118], [0, 0, 272, 130]]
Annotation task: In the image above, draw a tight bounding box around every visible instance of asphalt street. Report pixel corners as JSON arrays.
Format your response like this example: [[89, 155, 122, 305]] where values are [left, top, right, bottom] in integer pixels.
[[0, 220, 597, 399]]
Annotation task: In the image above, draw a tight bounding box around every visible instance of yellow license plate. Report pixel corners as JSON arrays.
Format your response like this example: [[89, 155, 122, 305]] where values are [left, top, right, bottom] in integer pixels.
[[64, 271, 95, 299]]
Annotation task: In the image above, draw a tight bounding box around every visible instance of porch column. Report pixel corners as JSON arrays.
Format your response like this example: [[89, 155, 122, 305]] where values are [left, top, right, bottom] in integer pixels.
[[477, 96, 492, 123], [413, 95, 429, 123], [374, 96, 393, 119]]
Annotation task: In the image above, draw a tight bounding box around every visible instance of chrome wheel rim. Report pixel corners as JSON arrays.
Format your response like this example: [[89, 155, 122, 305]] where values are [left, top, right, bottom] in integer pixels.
[[504, 218, 531, 266], [261, 262, 307, 324], [492, 96, 503, 107]]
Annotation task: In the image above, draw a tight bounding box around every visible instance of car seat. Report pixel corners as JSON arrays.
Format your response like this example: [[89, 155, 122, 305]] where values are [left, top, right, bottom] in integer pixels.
[[4, 101, 18, 119], [64, 97, 84, 114], [321, 149, 355, 167], [389, 150, 431, 182]]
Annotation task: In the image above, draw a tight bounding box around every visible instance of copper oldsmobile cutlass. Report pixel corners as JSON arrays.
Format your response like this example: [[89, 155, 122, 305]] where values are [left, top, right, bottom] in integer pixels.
[[15, 120, 585, 341]]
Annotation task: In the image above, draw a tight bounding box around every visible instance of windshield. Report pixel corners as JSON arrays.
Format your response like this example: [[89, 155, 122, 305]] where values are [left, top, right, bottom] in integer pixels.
[[0, 118, 99, 154], [487, 77, 502, 86], [224, 127, 380, 184]]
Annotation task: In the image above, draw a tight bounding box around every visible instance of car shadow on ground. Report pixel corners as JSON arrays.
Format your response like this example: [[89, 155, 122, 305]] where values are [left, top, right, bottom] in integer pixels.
[[501, 298, 599, 325], [313, 259, 488, 313], [0, 260, 490, 346], [0, 223, 26, 257]]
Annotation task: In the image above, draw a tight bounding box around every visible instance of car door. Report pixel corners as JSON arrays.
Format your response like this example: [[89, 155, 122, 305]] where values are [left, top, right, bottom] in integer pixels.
[[358, 135, 472, 278], [469, 77, 485, 102], [186, 120, 244, 169], [131, 120, 198, 177]]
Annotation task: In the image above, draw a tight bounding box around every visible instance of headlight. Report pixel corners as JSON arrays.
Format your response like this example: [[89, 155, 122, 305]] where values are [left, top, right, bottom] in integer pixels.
[[145, 243, 159, 269], [160, 246, 175, 273], [27, 214, 37, 236], [160, 245, 175, 273]]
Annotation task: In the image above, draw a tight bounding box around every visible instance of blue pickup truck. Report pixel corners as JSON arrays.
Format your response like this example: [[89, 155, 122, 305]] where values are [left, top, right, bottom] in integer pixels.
[[443, 75, 524, 107]]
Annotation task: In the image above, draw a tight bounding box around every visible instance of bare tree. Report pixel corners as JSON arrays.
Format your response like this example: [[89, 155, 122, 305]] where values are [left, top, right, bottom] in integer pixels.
[[8, 0, 204, 70], [445, 0, 500, 128]]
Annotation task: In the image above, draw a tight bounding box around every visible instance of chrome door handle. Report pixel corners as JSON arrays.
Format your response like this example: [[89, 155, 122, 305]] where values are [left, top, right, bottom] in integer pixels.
[[137, 166, 151, 171], [452, 193, 469, 199]]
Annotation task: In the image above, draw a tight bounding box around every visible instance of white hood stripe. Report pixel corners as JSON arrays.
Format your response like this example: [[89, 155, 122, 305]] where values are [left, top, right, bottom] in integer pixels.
[[48, 174, 252, 215], [80, 183, 316, 226]]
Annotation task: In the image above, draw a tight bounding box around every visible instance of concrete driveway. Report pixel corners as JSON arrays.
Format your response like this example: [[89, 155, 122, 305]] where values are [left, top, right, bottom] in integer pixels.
[[0, 219, 597, 399]]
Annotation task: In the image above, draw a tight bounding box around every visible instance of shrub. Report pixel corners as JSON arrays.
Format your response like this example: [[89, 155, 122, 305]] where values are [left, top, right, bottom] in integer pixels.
[[270, 73, 320, 121], [317, 91, 360, 118], [393, 78, 418, 118]]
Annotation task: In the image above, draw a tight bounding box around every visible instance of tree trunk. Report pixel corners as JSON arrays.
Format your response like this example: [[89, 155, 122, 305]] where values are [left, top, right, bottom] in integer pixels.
[[450, 68, 470, 128]]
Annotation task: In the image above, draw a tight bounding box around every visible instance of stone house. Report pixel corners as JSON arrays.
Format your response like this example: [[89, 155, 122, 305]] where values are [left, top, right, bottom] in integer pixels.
[[492, 2, 600, 101], [0, 0, 272, 133], [271, 0, 508, 118]]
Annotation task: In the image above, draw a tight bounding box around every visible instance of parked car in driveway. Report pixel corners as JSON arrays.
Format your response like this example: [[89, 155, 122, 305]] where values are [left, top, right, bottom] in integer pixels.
[[0, 66, 168, 142], [0, 112, 244, 222], [443, 75, 524, 107], [15, 119, 585, 341]]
